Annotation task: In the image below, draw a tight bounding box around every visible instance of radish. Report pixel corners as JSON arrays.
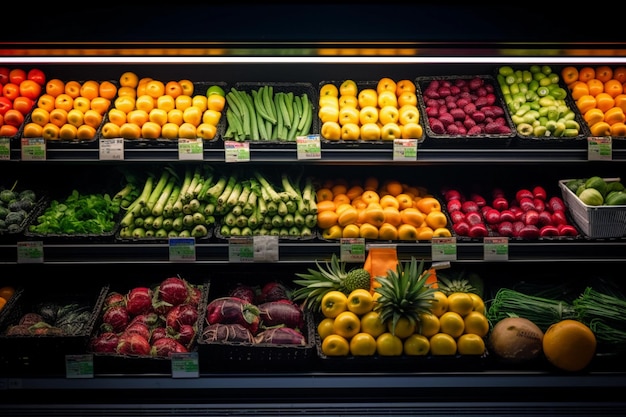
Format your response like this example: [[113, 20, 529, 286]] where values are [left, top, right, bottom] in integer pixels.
[[117, 333, 151, 356], [206, 296, 260, 334], [258, 300, 303, 329], [254, 327, 306, 345], [201, 323, 254, 343], [166, 303, 198, 331], [151, 336, 188, 357], [90, 332, 119, 353], [126, 287, 153, 316], [102, 305, 130, 333]]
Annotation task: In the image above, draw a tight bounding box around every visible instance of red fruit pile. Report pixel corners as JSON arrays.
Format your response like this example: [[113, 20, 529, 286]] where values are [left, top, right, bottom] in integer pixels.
[[0, 67, 46, 138], [443, 185, 578, 239], [421, 76, 513, 136]]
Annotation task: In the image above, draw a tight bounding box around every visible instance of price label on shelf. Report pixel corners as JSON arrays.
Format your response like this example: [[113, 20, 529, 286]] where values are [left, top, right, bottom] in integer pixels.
[[587, 136, 612, 160], [0, 138, 10, 160], [296, 134, 321, 159], [253, 235, 279, 262], [224, 140, 250, 162], [178, 138, 203, 160], [340, 238, 365, 263], [65, 354, 94, 379], [21, 138, 45, 160], [392, 139, 417, 161], [228, 237, 254, 262], [431, 237, 457, 261], [17, 241, 44, 263], [171, 352, 199, 378], [99, 138, 124, 160], [168, 237, 196, 262], [483, 236, 508, 261]]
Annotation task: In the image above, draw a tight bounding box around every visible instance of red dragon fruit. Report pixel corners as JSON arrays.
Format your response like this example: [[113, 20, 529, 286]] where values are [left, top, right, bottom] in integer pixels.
[[151, 337, 188, 357], [117, 333, 151, 356], [90, 332, 119, 353], [126, 287, 153, 316]]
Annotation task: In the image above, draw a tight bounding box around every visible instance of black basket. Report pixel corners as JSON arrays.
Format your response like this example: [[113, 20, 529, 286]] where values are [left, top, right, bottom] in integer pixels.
[[416, 75, 517, 148], [0, 187, 46, 241], [493, 66, 590, 148], [0, 282, 109, 376], [98, 81, 227, 149], [197, 278, 316, 372], [223, 82, 318, 146], [89, 277, 210, 375]]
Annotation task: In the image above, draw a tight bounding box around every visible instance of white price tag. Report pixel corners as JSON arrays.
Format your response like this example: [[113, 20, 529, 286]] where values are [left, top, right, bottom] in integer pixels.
[[340, 238, 366, 263], [392, 139, 417, 160], [228, 237, 254, 262], [171, 352, 199, 378], [99, 138, 124, 160], [224, 140, 250, 162], [168, 237, 196, 262], [587, 136, 612, 160], [65, 354, 94, 379], [20, 138, 45, 160], [431, 237, 457, 261], [253, 235, 279, 262], [178, 138, 203, 160], [296, 134, 321, 159], [483, 236, 508, 261]]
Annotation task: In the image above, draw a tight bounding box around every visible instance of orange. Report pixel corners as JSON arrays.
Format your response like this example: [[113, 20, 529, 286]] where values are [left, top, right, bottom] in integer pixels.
[[342, 223, 361, 238], [387, 316, 416, 339], [333, 193, 351, 206], [376, 332, 403, 356], [457, 333, 486, 355], [430, 291, 449, 317], [378, 222, 398, 240], [595, 65, 613, 83], [0, 286, 15, 300], [45, 78, 65, 97], [322, 225, 343, 240], [359, 223, 379, 239], [321, 334, 350, 356], [384, 180, 404, 197], [469, 293, 486, 314], [316, 187, 333, 202], [364, 176, 379, 191], [360, 311, 386, 338], [604, 107, 625, 125], [363, 204, 385, 227], [429, 332, 457, 355], [614, 66, 626, 83], [604, 79, 623, 98], [77, 125, 97, 140], [576, 95, 597, 114], [316, 200, 336, 213], [331, 183, 348, 197], [333, 311, 361, 339], [400, 207, 425, 227], [351, 197, 367, 211], [345, 185, 364, 201], [415, 197, 441, 214], [117, 86, 137, 99], [542, 319, 596, 372], [350, 332, 377, 356], [0, 297, 6, 311], [395, 193, 413, 210], [417, 312, 440, 338], [64, 80, 82, 98], [80, 80, 100, 100], [99, 80, 118, 100], [54, 94, 74, 112], [425, 210, 448, 229], [595, 92, 615, 113], [317, 317, 335, 341], [439, 311, 465, 338], [463, 311, 490, 337], [379, 194, 400, 210], [397, 223, 418, 240], [447, 292, 474, 317], [569, 81, 589, 101], [586, 79, 604, 97], [560, 66, 579, 85], [361, 190, 380, 205], [578, 66, 596, 83], [317, 210, 339, 229], [416, 226, 434, 241], [120, 71, 139, 88]]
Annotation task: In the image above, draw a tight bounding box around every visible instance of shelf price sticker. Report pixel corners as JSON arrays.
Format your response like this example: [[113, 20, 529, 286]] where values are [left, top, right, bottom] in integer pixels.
[[21, 137, 45, 160], [65, 354, 94, 379], [393, 139, 417, 161], [0, 138, 10, 160], [431, 237, 457, 261], [224, 140, 250, 162], [17, 241, 43, 263], [253, 235, 279, 262], [168, 237, 196, 262], [228, 237, 254, 262], [178, 138, 204, 160], [340, 238, 365, 263], [296, 134, 321, 159], [483, 236, 508, 261], [99, 138, 124, 160], [171, 352, 199, 378], [587, 136, 612, 160]]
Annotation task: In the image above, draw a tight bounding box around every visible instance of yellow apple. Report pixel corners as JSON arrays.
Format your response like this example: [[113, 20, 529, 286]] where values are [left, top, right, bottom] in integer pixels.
[[161, 122, 179, 139], [42, 123, 60, 140], [339, 106, 360, 126], [398, 91, 418, 107], [76, 124, 97, 140], [178, 122, 197, 139], [197, 123, 217, 140], [398, 105, 420, 125], [339, 79, 358, 96], [319, 105, 339, 123], [202, 109, 222, 126], [179, 79, 194, 97], [73, 96, 91, 113], [358, 89, 378, 108], [396, 79, 417, 96], [101, 122, 121, 139], [30, 108, 50, 126], [207, 94, 225, 112], [119, 71, 139, 88], [117, 86, 137, 99], [22, 122, 43, 138], [141, 121, 162, 139], [135, 94, 155, 113], [49, 108, 68, 127], [381, 122, 402, 140], [401, 122, 423, 139], [149, 108, 168, 126], [127, 109, 149, 127], [59, 123, 78, 140], [120, 122, 142, 139], [379, 105, 400, 125], [114, 95, 136, 114], [319, 95, 339, 109], [145, 80, 165, 99], [183, 106, 202, 126], [168, 109, 184, 126], [107, 108, 127, 127], [320, 83, 339, 97], [360, 122, 381, 140], [37, 94, 56, 113], [321, 121, 341, 140], [54, 94, 74, 112], [359, 106, 379, 125], [377, 77, 397, 94], [157, 95, 176, 112], [90, 97, 111, 115], [341, 122, 360, 140], [339, 95, 359, 109], [83, 109, 103, 129], [192, 95, 208, 113], [175, 95, 193, 111], [377, 90, 398, 108]]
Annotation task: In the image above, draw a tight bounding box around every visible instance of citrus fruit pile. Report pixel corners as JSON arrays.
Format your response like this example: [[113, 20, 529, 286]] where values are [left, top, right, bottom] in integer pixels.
[[0, 285, 16, 312], [318, 287, 488, 357], [316, 176, 449, 241]]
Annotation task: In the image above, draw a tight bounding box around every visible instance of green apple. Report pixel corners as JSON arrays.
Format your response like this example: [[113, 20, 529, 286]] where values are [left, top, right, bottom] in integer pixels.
[[206, 85, 225, 97]]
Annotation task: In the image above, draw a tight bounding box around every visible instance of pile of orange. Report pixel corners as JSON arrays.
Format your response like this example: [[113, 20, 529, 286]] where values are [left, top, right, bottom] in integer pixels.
[[315, 176, 450, 241], [562, 65, 626, 137], [0, 285, 16, 312]]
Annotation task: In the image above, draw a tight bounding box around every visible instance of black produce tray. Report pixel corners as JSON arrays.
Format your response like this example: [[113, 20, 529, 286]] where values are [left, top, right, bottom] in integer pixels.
[[0, 282, 109, 376], [493, 66, 590, 149], [197, 278, 316, 373], [97, 81, 227, 149], [416, 75, 517, 149], [89, 277, 210, 375], [224, 82, 318, 146], [318, 80, 426, 147]]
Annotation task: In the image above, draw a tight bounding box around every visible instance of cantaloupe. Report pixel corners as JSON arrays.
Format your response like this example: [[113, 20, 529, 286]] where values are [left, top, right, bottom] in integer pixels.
[[488, 317, 544, 362]]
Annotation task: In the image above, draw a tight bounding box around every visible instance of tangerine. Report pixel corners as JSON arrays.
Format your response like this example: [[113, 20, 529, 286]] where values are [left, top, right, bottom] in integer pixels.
[[384, 180, 404, 197], [317, 210, 339, 229], [614, 66, 626, 84], [595, 65, 614, 83], [316, 188, 334, 202], [578, 66, 596, 83], [604, 79, 623, 98], [542, 319, 596, 372]]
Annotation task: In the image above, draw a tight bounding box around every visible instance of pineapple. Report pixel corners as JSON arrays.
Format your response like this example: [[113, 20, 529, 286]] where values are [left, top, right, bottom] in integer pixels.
[[292, 254, 369, 312], [437, 270, 479, 296], [373, 257, 437, 336]]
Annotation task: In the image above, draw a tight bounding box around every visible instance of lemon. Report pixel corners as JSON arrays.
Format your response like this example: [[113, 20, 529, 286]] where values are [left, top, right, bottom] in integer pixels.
[[439, 311, 465, 338], [447, 292, 474, 317], [429, 332, 457, 356], [457, 333, 486, 355], [376, 332, 403, 356]]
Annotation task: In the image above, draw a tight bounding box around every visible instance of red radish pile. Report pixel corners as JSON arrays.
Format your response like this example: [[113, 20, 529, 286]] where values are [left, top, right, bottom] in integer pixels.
[[443, 185, 578, 239], [89, 275, 204, 358], [200, 281, 307, 346], [422, 76, 513, 136]]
